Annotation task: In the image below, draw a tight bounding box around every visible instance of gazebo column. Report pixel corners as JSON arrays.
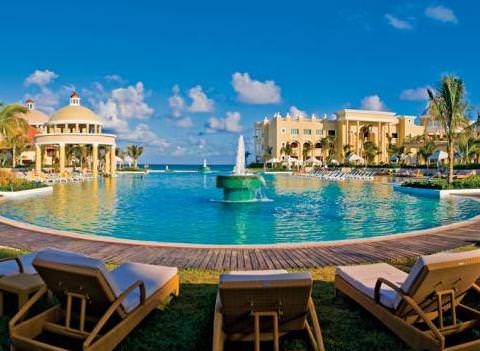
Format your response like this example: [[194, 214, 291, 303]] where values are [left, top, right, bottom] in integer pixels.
[[59, 143, 66, 173], [35, 144, 42, 175], [110, 145, 116, 174], [356, 121, 360, 154], [105, 147, 111, 174], [92, 144, 99, 177]]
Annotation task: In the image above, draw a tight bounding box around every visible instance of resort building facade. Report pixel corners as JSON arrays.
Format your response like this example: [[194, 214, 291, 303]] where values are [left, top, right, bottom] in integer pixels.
[[19, 93, 117, 176], [254, 109, 430, 165]]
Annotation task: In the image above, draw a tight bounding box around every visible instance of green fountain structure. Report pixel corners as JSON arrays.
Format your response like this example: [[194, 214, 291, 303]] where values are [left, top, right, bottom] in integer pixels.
[[216, 135, 264, 202]]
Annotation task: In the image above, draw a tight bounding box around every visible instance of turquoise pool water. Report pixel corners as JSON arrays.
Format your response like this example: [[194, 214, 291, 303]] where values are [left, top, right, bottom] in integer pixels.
[[1, 166, 480, 245]]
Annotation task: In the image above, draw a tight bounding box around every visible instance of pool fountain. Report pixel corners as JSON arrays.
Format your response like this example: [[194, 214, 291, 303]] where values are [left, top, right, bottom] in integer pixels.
[[216, 135, 264, 202], [199, 159, 211, 173]]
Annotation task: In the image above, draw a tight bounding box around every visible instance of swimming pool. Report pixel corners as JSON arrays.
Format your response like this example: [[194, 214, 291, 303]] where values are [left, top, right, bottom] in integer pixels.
[[1, 167, 479, 245]]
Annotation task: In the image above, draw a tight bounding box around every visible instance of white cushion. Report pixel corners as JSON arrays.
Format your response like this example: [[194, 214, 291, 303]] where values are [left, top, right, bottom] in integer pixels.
[[227, 270, 288, 275], [337, 263, 408, 309], [221, 270, 310, 284], [0, 252, 37, 276], [400, 249, 480, 298], [111, 262, 178, 312], [34, 248, 122, 300], [34, 248, 178, 313]]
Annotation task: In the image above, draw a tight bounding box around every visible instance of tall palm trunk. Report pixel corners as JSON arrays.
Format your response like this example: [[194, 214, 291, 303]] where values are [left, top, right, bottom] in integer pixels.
[[12, 145, 16, 168], [448, 137, 454, 183]]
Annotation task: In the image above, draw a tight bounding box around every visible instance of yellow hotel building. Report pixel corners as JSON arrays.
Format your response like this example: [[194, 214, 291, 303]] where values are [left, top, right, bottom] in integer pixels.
[[254, 109, 430, 165]]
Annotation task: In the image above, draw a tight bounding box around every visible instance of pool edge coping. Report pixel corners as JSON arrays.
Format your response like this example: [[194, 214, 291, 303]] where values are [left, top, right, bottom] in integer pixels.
[[1, 203, 480, 249]]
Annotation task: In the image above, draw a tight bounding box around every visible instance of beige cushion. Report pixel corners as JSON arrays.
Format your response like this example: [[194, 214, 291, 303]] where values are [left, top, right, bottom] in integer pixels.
[[337, 263, 408, 309], [221, 270, 309, 284], [399, 249, 480, 305], [35, 248, 178, 313], [0, 253, 37, 277], [112, 262, 178, 312]]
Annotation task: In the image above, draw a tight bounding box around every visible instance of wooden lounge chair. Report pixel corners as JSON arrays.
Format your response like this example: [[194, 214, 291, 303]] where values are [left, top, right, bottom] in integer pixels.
[[213, 270, 325, 351], [335, 249, 480, 351], [9, 248, 179, 351], [0, 252, 37, 278]]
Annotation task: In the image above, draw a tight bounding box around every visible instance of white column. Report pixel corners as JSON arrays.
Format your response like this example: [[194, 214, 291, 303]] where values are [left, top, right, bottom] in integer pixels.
[[35, 144, 42, 175], [110, 145, 116, 174], [105, 147, 111, 174], [92, 144, 99, 176], [59, 143, 66, 173]]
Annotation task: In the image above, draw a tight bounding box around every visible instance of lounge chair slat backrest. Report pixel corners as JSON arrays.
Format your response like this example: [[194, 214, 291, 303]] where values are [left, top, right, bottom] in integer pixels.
[[33, 248, 126, 319], [395, 249, 480, 316], [219, 271, 312, 334]]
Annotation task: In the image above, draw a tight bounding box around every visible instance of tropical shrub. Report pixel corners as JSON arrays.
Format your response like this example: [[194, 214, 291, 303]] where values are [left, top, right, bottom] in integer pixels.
[[402, 175, 480, 190], [0, 170, 45, 192]]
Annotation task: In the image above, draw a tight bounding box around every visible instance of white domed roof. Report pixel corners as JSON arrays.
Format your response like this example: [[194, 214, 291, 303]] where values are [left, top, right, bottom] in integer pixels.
[[49, 105, 102, 124], [22, 109, 49, 125]]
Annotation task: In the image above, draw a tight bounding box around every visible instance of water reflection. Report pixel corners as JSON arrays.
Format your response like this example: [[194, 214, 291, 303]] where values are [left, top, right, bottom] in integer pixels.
[[0, 174, 479, 245]]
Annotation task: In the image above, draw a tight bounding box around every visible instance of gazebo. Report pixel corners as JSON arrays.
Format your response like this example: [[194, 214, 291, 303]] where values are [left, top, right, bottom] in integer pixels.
[[33, 92, 117, 176]]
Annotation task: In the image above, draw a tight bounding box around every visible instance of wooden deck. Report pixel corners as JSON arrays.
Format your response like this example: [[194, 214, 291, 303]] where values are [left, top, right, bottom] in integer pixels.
[[1, 217, 480, 270]]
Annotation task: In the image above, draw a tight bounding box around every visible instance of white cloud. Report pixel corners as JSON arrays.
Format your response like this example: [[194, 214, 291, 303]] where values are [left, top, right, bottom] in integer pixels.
[[385, 14, 413, 30], [176, 117, 194, 128], [360, 95, 386, 111], [188, 85, 214, 112], [24, 88, 60, 114], [122, 123, 170, 149], [168, 85, 186, 118], [400, 86, 431, 101], [96, 81, 154, 132], [425, 6, 457, 23], [206, 111, 242, 133], [24, 70, 58, 87], [232, 72, 281, 104], [104, 74, 124, 83], [94, 82, 168, 149], [289, 106, 307, 118]]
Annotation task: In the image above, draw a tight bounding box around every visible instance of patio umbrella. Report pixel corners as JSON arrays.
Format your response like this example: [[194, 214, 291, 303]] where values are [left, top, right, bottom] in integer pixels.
[[346, 153, 363, 163], [330, 159, 339, 165], [428, 150, 448, 162]]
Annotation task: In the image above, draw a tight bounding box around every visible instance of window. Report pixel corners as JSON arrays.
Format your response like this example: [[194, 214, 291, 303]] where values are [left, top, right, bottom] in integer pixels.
[[316, 129, 322, 135], [303, 129, 312, 135], [291, 128, 299, 135], [281, 128, 286, 134], [281, 142, 286, 147], [328, 130, 336, 137], [392, 133, 398, 138]]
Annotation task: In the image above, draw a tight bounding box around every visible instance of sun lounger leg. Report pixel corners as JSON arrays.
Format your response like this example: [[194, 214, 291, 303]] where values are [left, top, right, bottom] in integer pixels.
[[308, 298, 325, 351], [212, 294, 225, 351]]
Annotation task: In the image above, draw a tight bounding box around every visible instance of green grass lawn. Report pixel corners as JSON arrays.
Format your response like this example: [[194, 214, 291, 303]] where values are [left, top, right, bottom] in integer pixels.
[[0, 246, 478, 351]]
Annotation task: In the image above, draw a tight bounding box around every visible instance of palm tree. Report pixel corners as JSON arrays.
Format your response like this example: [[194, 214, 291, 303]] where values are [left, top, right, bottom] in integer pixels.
[[343, 144, 353, 163], [8, 134, 30, 168], [280, 142, 292, 158], [0, 103, 29, 167], [428, 75, 469, 183], [127, 144, 144, 168], [116, 147, 127, 168], [321, 136, 336, 163], [302, 143, 312, 162], [362, 141, 379, 166], [262, 146, 273, 169], [457, 132, 480, 164], [417, 140, 436, 167]]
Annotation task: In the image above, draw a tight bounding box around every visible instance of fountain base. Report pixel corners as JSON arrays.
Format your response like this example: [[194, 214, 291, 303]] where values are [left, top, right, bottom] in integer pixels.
[[216, 175, 263, 202]]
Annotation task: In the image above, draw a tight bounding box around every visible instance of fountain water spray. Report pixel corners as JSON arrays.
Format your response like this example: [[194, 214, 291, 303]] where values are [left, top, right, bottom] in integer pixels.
[[233, 135, 246, 175], [216, 135, 265, 202]]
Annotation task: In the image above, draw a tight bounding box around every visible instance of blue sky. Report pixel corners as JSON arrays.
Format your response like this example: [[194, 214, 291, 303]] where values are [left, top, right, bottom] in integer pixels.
[[0, 1, 478, 164]]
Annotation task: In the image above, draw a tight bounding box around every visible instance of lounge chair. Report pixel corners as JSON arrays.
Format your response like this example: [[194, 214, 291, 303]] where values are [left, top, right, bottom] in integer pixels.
[[9, 248, 179, 351], [0, 252, 37, 277], [213, 270, 324, 351], [335, 249, 480, 351]]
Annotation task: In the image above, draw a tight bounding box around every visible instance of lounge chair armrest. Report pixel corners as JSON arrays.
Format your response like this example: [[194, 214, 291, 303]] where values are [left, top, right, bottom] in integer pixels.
[[471, 283, 480, 295], [374, 277, 403, 305], [84, 279, 145, 348], [0, 256, 24, 273]]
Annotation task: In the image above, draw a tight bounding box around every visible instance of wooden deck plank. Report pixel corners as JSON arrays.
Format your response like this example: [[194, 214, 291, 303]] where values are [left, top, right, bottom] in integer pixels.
[[1, 216, 480, 269]]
